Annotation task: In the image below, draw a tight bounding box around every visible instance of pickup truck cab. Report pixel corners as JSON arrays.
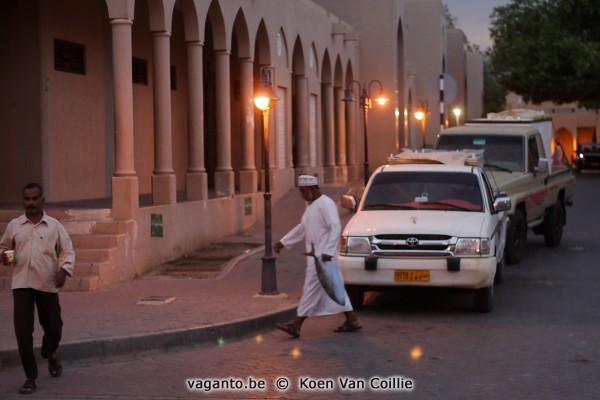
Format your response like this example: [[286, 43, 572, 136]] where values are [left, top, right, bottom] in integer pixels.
[[435, 109, 576, 264], [339, 152, 511, 313]]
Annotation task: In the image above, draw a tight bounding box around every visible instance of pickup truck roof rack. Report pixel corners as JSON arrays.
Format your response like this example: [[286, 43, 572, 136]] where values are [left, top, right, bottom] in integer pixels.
[[468, 108, 551, 124], [387, 149, 484, 167]]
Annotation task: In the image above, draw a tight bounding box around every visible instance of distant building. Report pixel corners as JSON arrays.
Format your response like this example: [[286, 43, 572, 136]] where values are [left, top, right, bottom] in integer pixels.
[[505, 93, 599, 163]]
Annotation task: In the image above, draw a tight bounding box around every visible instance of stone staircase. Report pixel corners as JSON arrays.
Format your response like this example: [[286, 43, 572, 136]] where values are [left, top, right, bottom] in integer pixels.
[[0, 208, 130, 292]]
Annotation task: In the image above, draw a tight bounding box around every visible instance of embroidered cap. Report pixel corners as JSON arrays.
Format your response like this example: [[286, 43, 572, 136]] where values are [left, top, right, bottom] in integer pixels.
[[297, 175, 318, 187]]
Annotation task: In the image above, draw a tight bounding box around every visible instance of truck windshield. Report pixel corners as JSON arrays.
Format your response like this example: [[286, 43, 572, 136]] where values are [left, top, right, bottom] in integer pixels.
[[363, 172, 483, 212], [436, 135, 525, 172]]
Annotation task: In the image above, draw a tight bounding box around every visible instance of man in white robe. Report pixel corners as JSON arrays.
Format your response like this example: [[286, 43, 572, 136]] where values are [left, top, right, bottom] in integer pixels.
[[274, 175, 362, 338]]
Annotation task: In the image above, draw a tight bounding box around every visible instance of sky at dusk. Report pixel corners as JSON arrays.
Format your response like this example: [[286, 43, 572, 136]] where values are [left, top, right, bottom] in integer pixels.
[[443, 0, 512, 50]]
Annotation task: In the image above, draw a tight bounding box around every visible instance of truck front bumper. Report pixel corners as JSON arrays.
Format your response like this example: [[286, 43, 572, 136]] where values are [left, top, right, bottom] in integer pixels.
[[339, 255, 495, 289]]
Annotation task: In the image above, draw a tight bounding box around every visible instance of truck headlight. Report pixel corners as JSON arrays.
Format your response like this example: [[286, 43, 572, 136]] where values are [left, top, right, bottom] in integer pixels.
[[455, 238, 490, 256], [340, 237, 371, 255]]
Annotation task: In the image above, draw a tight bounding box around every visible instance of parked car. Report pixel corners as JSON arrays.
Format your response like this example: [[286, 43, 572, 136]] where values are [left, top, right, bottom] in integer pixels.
[[338, 152, 511, 313], [574, 142, 600, 172]]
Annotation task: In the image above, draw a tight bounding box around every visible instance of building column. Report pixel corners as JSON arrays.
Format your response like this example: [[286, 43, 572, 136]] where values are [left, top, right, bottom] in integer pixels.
[[239, 57, 257, 194], [214, 50, 234, 197], [151, 31, 176, 204], [345, 96, 359, 181], [323, 83, 335, 183], [110, 18, 138, 219], [185, 41, 208, 200], [335, 86, 347, 182], [295, 75, 310, 171]]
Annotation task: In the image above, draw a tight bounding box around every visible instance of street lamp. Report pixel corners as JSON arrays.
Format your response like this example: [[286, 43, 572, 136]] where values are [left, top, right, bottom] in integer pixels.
[[414, 101, 428, 148], [342, 79, 387, 185], [453, 107, 462, 126], [253, 66, 279, 295]]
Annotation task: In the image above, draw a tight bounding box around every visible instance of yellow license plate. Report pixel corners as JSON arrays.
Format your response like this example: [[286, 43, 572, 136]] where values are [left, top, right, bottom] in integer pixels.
[[394, 270, 430, 282]]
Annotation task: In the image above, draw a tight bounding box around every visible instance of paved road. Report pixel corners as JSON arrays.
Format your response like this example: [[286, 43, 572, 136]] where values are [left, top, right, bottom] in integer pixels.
[[1, 173, 599, 399]]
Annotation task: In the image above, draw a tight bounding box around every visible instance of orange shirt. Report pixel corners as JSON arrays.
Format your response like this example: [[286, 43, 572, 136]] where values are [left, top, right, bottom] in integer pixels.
[[0, 212, 74, 293]]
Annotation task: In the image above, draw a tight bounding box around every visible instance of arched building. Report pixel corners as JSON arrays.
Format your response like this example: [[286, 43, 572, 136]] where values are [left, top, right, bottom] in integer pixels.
[[0, 0, 483, 290]]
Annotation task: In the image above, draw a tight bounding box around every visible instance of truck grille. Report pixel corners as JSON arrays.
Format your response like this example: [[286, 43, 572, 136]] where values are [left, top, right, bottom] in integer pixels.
[[371, 235, 455, 256]]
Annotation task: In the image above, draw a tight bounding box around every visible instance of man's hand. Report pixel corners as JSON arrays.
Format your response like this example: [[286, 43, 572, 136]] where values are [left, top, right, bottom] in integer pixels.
[[54, 269, 68, 289], [273, 241, 284, 254]]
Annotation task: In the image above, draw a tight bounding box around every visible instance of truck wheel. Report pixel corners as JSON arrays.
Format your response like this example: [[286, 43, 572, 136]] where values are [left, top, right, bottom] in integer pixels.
[[544, 199, 564, 247], [505, 210, 526, 265], [494, 256, 505, 286], [345, 285, 364, 309], [473, 286, 493, 313]]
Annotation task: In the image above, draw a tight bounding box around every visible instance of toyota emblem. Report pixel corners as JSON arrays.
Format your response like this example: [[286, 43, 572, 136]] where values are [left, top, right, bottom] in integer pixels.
[[406, 237, 419, 247]]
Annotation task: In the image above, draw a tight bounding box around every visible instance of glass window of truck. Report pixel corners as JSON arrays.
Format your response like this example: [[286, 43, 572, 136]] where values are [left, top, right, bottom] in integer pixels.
[[436, 135, 525, 172]]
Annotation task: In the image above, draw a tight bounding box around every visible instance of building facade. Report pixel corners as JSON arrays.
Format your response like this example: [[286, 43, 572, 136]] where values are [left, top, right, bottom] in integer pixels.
[[0, 0, 484, 289]]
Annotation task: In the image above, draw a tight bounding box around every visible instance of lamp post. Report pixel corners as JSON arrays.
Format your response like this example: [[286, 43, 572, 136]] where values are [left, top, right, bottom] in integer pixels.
[[342, 80, 387, 185], [453, 107, 462, 126], [253, 66, 278, 295], [414, 101, 428, 148]]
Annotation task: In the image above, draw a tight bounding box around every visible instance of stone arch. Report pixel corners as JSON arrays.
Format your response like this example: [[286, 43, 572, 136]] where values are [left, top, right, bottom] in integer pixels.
[[333, 56, 346, 171], [253, 20, 272, 190], [231, 8, 253, 192], [202, 0, 228, 194], [344, 61, 358, 179], [321, 50, 334, 181], [556, 126, 575, 164], [291, 36, 308, 170]]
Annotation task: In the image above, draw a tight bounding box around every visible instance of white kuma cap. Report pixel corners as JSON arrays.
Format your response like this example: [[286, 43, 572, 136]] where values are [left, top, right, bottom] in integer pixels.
[[297, 175, 318, 187]]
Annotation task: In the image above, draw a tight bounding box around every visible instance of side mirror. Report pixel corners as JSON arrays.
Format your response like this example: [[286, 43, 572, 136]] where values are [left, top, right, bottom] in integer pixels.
[[534, 158, 548, 174], [341, 194, 357, 211], [493, 196, 511, 213]]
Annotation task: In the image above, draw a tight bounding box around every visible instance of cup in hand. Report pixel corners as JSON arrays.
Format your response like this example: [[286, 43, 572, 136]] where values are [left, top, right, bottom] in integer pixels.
[[3, 250, 14, 265]]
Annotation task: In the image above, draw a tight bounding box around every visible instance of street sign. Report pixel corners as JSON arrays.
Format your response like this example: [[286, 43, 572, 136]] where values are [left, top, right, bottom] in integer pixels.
[[427, 73, 457, 103]]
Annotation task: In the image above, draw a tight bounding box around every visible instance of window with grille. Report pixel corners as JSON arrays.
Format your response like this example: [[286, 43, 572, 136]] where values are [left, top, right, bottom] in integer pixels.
[[132, 57, 148, 85], [54, 39, 85, 75]]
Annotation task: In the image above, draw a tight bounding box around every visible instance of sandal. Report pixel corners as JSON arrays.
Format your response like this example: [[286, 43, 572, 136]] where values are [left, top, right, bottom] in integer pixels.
[[334, 321, 363, 333], [276, 323, 300, 338], [19, 379, 37, 395], [48, 352, 62, 377]]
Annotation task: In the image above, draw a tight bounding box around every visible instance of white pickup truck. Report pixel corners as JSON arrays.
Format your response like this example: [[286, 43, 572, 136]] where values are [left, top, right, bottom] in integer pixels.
[[339, 151, 511, 313], [435, 109, 576, 264]]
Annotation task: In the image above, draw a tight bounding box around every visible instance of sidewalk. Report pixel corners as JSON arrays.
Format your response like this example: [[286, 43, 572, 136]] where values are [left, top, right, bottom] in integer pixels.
[[0, 185, 355, 370]]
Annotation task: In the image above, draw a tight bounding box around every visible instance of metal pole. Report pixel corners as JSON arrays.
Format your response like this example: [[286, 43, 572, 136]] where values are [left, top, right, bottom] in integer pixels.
[[362, 89, 369, 186], [260, 107, 278, 294], [421, 117, 426, 148]]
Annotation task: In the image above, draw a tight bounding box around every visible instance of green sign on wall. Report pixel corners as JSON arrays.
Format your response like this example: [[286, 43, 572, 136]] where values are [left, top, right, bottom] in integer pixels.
[[151, 214, 163, 237], [244, 197, 252, 216]]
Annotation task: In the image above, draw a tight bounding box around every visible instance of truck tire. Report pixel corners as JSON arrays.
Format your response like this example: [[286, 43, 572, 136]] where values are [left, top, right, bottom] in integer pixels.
[[345, 285, 364, 309], [543, 198, 564, 247], [494, 256, 505, 286], [505, 210, 526, 265], [473, 286, 493, 313]]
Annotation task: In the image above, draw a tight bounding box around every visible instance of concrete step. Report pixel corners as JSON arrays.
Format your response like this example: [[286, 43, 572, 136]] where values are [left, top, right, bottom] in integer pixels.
[[0, 209, 128, 292], [1, 272, 102, 292], [76, 248, 114, 263], [70, 234, 121, 249], [62, 276, 100, 291]]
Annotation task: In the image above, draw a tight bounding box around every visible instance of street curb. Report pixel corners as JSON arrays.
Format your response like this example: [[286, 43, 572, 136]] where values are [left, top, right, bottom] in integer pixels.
[[0, 246, 298, 371], [0, 307, 297, 370]]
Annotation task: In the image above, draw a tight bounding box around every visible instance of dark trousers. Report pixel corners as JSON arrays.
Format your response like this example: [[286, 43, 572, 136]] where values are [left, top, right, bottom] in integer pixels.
[[13, 288, 63, 380]]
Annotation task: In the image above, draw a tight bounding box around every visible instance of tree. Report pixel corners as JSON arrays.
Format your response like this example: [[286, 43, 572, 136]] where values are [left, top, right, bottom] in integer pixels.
[[489, 0, 600, 109], [483, 55, 508, 115]]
